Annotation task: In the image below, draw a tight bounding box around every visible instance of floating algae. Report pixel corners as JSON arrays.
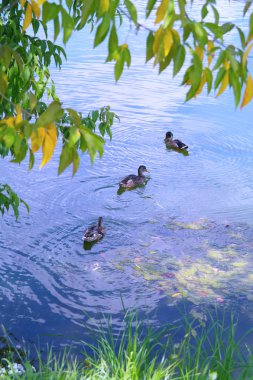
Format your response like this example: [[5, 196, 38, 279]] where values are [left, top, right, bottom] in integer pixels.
[[108, 219, 253, 307]]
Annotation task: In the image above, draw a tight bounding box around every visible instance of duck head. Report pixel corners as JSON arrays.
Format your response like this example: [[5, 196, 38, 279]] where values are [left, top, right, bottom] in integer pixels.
[[138, 165, 149, 176], [165, 131, 173, 139]]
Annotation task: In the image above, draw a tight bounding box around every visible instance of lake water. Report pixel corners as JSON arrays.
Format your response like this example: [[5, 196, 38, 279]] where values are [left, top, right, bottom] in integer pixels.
[[1, 0, 253, 354]]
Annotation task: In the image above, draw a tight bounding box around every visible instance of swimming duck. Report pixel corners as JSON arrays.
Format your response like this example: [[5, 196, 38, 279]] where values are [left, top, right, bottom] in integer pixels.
[[83, 217, 105, 242], [119, 165, 149, 189], [164, 131, 188, 150]]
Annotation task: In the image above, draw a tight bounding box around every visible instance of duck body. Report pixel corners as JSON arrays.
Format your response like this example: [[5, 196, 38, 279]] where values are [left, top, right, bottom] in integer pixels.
[[119, 165, 149, 189], [83, 217, 105, 242], [164, 131, 188, 150]]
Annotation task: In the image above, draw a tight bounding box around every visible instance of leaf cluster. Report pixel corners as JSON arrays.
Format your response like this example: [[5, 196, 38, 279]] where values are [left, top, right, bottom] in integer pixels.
[[61, 0, 253, 107], [0, 183, 29, 220]]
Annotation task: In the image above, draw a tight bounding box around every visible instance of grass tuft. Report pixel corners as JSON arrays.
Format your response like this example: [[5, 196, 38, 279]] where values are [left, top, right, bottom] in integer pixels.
[[1, 311, 253, 379]]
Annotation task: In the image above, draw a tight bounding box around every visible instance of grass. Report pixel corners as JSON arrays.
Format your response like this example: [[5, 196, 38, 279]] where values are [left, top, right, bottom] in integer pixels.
[[1, 311, 253, 379]]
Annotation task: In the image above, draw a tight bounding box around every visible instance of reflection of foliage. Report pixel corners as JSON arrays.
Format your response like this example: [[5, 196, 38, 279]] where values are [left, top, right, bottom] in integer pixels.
[[0, 184, 29, 219], [111, 220, 253, 307]]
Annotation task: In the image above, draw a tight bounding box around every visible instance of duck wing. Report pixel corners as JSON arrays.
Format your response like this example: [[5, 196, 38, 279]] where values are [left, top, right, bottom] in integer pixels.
[[174, 139, 188, 149], [119, 174, 138, 187]]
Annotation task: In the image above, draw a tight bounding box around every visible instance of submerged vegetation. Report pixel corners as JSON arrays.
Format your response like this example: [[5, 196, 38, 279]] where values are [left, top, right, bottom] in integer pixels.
[[108, 219, 253, 307], [1, 311, 253, 379]]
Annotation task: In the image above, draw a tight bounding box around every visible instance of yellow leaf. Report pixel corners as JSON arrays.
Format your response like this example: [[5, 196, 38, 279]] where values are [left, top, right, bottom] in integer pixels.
[[15, 105, 23, 124], [37, 0, 46, 4], [242, 42, 253, 67], [155, 0, 169, 24], [246, 33, 253, 45], [99, 0, 109, 15], [22, 3, 33, 32], [207, 40, 214, 66], [40, 123, 57, 168], [171, 28, 180, 43], [153, 26, 163, 54], [20, 0, 26, 7], [223, 60, 230, 70], [163, 28, 173, 57], [31, 127, 45, 152], [172, 292, 182, 298], [0, 116, 15, 127], [240, 74, 253, 108], [216, 71, 229, 97], [195, 46, 204, 61], [31, 0, 40, 18]]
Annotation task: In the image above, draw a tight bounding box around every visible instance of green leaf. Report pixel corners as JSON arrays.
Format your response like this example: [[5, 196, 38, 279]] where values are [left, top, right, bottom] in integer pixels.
[[78, 0, 97, 30], [54, 15, 60, 41], [72, 151, 80, 176], [201, 3, 208, 20], [32, 18, 40, 34], [237, 27, 246, 48], [80, 128, 104, 163], [211, 4, 219, 24], [229, 68, 241, 107], [36, 101, 63, 127], [183, 23, 192, 42], [110, 0, 120, 17], [42, 2, 60, 23], [221, 22, 234, 35], [243, 1, 253, 16], [114, 54, 124, 81], [146, 31, 155, 62], [29, 148, 35, 171], [20, 198, 30, 214], [146, 0, 156, 18], [193, 23, 208, 46], [125, 0, 138, 24], [58, 145, 73, 174], [123, 47, 131, 67], [61, 9, 75, 44], [173, 45, 185, 76], [67, 108, 82, 126], [3, 128, 16, 148], [12, 50, 23, 72], [205, 23, 222, 39], [248, 12, 253, 38], [204, 67, 213, 93], [68, 127, 80, 147], [29, 92, 37, 111], [159, 49, 174, 74], [94, 13, 111, 47], [212, 50, 226, 71], [66, 0, 72, 9], [214, 67, 226, 89], [108, 24, 118, 55]]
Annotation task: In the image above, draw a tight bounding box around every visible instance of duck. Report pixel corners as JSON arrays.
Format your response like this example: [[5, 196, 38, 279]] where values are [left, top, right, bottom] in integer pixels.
[[119, 165, 149, 189], [164, 131, 188, 150], [82, 217, 106, 242]]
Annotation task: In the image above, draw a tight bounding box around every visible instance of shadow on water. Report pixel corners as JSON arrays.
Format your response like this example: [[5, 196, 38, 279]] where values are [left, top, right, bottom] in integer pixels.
[[83, 240, 102, 251]]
